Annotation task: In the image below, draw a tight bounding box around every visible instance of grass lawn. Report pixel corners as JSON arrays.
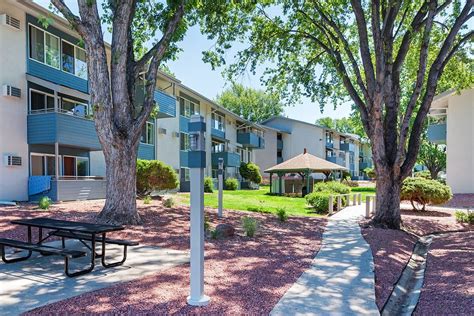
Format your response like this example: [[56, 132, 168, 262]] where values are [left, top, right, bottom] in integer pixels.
[[176, 185, 319, 217], [350, 187, 376, 201]]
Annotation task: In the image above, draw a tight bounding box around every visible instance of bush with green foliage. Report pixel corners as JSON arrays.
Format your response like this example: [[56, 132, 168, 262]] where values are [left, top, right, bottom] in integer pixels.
[[305, 192, 337, 213], [414, 170, 432, 179], [401, 177, 452, 211], [364, 167, 376, 179], [204, 177, 214, 193], [163, 196, 175, 208], [276, 207, 289, 222], [136, 159, 179, 197], [143, 195, 152, 204], [241, 216, 258, 237], [342, 170, 351, 180], [239, 162, 263, 184], [38, 196, 51, 210], [204, 215, 210, 232], [454, 210, 474, 224], [225, 178, 239, 190], [313, 181, 350, 195]]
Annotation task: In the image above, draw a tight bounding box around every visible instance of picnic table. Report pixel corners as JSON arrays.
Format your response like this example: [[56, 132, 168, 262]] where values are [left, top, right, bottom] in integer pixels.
[[0, 217, 138, 277]]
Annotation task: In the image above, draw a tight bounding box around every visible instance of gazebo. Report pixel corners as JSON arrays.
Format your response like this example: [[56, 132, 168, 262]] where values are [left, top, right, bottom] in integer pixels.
[[265, 149, 347, 195]]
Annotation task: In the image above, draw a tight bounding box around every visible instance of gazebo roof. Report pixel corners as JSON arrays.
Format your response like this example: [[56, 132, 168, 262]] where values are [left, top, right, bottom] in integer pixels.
[[265, 149, 347, 174]]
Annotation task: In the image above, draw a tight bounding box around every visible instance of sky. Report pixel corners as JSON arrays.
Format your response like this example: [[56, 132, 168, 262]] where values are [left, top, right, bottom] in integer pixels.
[[32, 0, 356, 123]]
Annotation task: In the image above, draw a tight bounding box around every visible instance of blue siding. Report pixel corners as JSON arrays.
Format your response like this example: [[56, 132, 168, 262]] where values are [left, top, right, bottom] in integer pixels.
[[212, 152, 241, 168], [180, 150, 189, 167], [27, 113, 101, 150], [29, 180, 58, 201], [154, 90, 176, 118], [180, 116, 190, 133], [26, 15, 89, 93], [211, 128, 226, 140], [138, 143, 155, 160], [237, 132, 264, 149]]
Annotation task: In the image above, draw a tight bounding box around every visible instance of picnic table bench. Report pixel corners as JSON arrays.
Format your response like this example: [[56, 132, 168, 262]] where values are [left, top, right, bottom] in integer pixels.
[[0, 217, 139, 277]]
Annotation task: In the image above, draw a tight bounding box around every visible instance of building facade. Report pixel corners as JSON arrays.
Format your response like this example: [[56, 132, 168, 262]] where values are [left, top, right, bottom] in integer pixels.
[[255, 117, 372, 180], [427, 88, 474, 194], [0, 0, 264, 201]]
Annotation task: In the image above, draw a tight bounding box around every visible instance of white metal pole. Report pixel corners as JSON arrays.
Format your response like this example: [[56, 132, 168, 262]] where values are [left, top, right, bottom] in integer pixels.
[[218, 158, 223, 218], [366, 196, 371, 218]]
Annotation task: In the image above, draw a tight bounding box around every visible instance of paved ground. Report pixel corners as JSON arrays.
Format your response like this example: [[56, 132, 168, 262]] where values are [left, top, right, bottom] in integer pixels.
[[0, 240, 188, 315], [271, 204, 379, 315]]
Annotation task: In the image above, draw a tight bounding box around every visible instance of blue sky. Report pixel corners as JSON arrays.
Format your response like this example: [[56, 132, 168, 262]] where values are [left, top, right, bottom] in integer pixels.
[[33, 0, 357, 123]]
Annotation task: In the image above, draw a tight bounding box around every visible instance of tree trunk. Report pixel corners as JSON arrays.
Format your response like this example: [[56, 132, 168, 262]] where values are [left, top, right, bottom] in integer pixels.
[[372, 171, 402, 229], [96, 139, 141, 225]]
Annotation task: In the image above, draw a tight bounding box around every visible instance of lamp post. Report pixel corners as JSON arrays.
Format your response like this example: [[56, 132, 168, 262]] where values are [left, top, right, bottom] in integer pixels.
[[187, 115, 210, 306], [217, 157, 224, 218]]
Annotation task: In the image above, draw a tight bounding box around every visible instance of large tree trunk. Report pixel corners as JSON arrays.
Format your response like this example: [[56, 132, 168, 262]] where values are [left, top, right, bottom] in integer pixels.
[[96, 139, 141, 225], [372, 170, 402, 229]]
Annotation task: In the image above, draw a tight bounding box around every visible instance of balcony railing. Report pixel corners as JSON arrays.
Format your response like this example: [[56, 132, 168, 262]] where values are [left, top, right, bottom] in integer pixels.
[[326, 141, 334, 148], [340, 143, 356, 152], [211, 151, 241, 167], [237, 132, 264, 149], [327, 156, 345, 166]]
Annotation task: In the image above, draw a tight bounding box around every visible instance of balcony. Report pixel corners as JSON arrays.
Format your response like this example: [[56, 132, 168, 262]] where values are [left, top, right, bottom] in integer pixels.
[[154, 90, 176, 118], [326, 142, 334, 148], [211, 128, 226, 140], [27, 112, 101, 150], [29, 177, 106, 201], [427, 123, 447, 144], [212, 151, 241, 168], [277, 139, 283, 150], [237, 132, 264, 149], [340, 143, 356, 152], [327, 156, 345, 166]]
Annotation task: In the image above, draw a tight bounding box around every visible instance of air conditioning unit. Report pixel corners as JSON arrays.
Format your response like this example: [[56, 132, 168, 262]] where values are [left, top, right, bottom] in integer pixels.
[[3, 85, 21, 98], [4, 155, 22, 166], [158, 127, 167, 135], [172, 132, 180, 138], [0, 14, 20, 30]]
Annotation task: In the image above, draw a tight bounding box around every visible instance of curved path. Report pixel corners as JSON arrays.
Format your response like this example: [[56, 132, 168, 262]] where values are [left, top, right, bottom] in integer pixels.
[[271, 204, 379, 315]]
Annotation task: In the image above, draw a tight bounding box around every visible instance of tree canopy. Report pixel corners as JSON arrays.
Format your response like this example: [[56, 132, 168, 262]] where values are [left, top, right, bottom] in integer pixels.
[[316, 116, 367, 137], [417, 140, 446, 180], [215, 83, 284, 122]]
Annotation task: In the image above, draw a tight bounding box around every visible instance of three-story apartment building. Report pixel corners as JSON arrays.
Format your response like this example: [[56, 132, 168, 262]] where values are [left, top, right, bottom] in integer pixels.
[[255, 117, 372, 180], [0, 0, 264, 201]]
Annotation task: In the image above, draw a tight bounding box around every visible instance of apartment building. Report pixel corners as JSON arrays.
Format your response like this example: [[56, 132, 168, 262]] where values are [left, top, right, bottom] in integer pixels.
[[427, 88, 474, 194], [255, 117, 372, 180], [0, 0, 264, 201]]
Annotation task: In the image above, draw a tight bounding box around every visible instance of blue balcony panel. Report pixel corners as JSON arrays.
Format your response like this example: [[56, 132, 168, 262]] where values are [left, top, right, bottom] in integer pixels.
[[154, 90, 176, 118], [180, 150, 190, 168], [179, 116, 189, 133], [237, 132, 264, 149], [327, 156, 345, 167], [138, 143, 155, 160], [212, 152, 241, 168], [427, 123, 446, 144], [27, 113, 100, 150], [340, 143, 356, 152], [211, 128, 226, 140], [326, 142, 334, 148]]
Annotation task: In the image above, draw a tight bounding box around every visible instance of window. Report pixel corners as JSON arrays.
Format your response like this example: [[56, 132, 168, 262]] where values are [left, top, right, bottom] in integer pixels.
[[180, 132, 190, 151], [61, 98, 89, 117], [61, 40, 88, 79], [29, 89, 55, 113], [141, 122, 154, 145], [211, 112, 225, 131], [76, 157, 89, 177], [62, 41, 75, 74], [212, 140, 225, 153], [181, 168, 190, 182], [325, 132, 333, 144], [29, 25, 60, 69], [63, 156, 89, 177], [179, 97, 199, 118], [75, 47, 87, 79], [30, 154, 56, 176]]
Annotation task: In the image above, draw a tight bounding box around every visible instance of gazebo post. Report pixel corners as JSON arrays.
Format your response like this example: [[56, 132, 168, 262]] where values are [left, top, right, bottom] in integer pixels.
[[269, 173, 273, 194], [306, 169, 311, 194], [278, 172, 283, 196]]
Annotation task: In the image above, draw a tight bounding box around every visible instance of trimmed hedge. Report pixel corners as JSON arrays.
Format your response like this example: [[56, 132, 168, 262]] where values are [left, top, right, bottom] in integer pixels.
[[313, 181, 350, 195], [414, 170, 432, 179], [225, 178, 239, 190], [401, 177, 452, 211], [305, 192, 337, 213], [136, 159, 179, 196]]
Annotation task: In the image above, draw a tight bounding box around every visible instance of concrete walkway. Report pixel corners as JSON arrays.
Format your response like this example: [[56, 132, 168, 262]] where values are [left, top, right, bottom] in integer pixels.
[[271, 204, 379, 315], [0, 240, 188, 315]]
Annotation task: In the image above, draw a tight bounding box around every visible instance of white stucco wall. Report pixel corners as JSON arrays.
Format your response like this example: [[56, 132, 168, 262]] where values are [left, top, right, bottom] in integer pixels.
[[254, 127, 277, 173], [446, 89, 474, 194], [0, 2, 29, 201]]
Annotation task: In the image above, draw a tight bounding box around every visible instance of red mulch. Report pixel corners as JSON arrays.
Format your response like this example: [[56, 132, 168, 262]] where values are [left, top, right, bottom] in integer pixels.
[[362, 207, 473, 312], [361, 227, 417, 310], [414, 231, 474, 315], [0, 200, 326, 315]]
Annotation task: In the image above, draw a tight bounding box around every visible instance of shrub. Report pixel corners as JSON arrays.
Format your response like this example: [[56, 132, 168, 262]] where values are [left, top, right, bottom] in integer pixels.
[[241, 216, 258, 237], [225, 178, 239, 190], [210, 229, 220, 239], [401, 177, 452, 211], [204, 177, 214, 193], [276, 207, 289, 222], [342, 170, 351, 180], [38, 196, 51, 210], [204, 215, 210, 232], [414, 170, 432, 179], [136, 159, 179, 197], [313, 181, 350, 195], [239, 162, 263, 184], [454, 210, 474, 224], [163, 196, 175, 208], [305, 192, 336, 213], [364, 167, 376, 179], [143, 195, 152, 204]]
